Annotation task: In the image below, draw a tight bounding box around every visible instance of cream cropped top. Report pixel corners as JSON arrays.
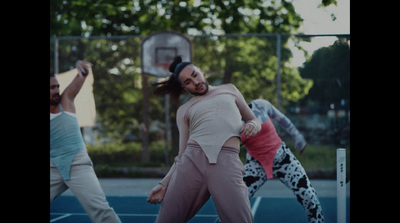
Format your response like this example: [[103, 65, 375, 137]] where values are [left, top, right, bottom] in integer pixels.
[[176, 84, 244, 163], [159, 84, 260, 187]]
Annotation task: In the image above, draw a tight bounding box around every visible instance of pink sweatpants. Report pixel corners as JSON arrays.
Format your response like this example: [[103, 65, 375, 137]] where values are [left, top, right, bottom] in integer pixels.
[[155, 143, 253, 223]]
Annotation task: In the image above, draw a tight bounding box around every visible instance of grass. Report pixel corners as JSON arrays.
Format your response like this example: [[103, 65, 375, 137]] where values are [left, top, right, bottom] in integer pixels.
[[239, 141, 350, 170], [87, 140, 350, 179], [87, 141, 166, 167]]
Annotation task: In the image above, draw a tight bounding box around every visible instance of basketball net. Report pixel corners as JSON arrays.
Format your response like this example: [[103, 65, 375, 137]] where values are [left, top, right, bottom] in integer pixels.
[[153, 62, 171, 71]]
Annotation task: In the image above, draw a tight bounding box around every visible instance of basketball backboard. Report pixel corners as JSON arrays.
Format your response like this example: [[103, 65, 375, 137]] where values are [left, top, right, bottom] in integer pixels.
[[141, 30, 192, 77]]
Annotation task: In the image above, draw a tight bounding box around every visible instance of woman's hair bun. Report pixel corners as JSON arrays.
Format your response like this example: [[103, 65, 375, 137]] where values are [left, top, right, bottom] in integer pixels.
[[169, 56, 182, 72]]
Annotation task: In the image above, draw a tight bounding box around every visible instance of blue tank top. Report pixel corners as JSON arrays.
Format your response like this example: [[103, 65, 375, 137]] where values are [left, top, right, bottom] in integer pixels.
[[50, 103, 86, 180]]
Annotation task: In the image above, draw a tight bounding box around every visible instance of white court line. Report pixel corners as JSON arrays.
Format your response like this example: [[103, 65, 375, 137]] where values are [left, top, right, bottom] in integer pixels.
[[50, 214, 71, 222], [251, 197, 262, 217]]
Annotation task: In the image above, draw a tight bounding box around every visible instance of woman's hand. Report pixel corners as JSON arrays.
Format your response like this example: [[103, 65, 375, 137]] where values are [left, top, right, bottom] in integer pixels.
[[76, 60, 93, 76], [240, 120, 261, 138], [147, 183, 167, 204]]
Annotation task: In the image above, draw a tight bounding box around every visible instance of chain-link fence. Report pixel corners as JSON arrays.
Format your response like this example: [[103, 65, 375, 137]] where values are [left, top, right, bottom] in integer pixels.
[[50, 33, 350, 173]]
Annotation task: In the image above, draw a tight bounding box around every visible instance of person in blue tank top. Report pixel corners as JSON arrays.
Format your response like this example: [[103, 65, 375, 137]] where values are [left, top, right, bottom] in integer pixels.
[[50, 60, 121, 223]]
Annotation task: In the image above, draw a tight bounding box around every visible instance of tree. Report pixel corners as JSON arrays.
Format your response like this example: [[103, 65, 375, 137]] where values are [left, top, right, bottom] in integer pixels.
[[298, 38, 350, 112], [50, 0, 337, 37], [50, 0, 337, 163]]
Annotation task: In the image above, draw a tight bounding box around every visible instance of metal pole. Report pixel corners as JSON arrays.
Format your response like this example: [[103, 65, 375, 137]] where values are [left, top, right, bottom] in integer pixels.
[[54, 36, 59, 74], [336, 148, 346, 223], [276, 34, 281, 110], [164, 94, 170, 168]]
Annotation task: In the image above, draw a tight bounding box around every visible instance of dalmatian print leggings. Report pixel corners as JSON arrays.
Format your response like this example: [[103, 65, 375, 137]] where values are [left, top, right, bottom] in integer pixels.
[[243, 142, 325, 223]]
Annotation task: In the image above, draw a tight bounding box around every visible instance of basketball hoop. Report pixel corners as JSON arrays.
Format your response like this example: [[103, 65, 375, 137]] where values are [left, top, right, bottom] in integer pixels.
[[141, 30, 191, 77], [153, 62, 171, 72]]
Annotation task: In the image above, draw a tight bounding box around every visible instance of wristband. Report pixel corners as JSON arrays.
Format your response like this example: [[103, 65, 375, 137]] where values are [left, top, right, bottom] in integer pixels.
[[81, 67, 89, 76], [246, 120, 257, 127], [246, 120, 261, 132]]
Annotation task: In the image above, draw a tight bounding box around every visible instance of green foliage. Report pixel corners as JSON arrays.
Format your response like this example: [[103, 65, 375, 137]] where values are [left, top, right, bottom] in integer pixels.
[[299, 38, 350, 108], [292, 144, 350, 171], [281, 66, 313, 102], [50, 0, 340, 143], [87, 140, 350, 178], [192, 35, 313, 106], [51, 0, 324, 36], [87, 141, 166, 167]]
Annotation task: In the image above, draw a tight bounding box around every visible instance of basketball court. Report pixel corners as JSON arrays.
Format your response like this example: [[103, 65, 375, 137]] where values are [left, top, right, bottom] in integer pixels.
[[50, 178, 350, 222], [50, 31, 350, 222]]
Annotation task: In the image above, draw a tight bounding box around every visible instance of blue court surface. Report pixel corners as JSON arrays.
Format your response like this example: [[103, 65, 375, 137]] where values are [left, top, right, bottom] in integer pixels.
[[50, 195, 350, 222]]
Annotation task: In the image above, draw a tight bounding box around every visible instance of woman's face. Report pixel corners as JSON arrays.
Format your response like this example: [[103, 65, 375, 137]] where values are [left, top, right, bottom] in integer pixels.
[[178, 65, 209, 96]]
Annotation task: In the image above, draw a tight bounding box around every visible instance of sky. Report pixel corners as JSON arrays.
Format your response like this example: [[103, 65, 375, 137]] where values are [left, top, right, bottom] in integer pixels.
[[289, 0, 350, 67], [293, 0, 350, 34]]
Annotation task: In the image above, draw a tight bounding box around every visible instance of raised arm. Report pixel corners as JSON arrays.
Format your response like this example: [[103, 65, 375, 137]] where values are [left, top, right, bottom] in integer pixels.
[[60, 60, 93, 113]]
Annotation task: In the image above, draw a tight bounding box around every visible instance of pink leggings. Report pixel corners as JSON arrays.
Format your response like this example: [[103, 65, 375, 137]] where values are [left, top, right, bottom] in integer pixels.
[[155, 143, 253, 223]]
